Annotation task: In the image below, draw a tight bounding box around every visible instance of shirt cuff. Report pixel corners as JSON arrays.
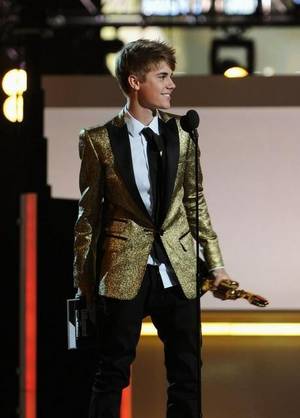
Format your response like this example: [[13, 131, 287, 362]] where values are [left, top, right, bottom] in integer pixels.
[[209, 266, 225, 272]]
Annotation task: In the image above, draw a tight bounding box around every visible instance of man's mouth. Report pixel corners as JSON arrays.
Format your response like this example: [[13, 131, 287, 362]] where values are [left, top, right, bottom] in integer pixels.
[[162, 93, 171, 98]]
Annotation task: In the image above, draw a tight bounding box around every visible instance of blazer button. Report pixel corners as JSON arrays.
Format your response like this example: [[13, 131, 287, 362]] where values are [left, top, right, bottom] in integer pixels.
[[159, 229, 164, 236]]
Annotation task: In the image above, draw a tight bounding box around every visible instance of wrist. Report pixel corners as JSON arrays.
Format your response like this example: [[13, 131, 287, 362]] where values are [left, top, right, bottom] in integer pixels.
[[211, 267, 226, 278], [210, 268, 230, 287]]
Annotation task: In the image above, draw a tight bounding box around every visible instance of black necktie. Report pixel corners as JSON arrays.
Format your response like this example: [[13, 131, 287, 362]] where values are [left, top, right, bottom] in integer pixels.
[[142, 127, 164, 226], [142, 127, 170, 265]]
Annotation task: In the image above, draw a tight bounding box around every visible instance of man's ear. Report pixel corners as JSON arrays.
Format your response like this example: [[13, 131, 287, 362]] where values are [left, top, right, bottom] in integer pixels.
[[128, 74, 140, 91]]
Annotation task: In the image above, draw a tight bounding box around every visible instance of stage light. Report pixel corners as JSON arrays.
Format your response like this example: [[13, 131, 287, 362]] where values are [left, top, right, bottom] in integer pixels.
[[2, 68, 27, 96], [100, 26, 118, 40], [141, 0, 202, 15], [223, 0, 258, 15], [211, 36, 254, 77], [3, 95, 24, 123], [262, 66, 275, 76], [2, 68, 27, 122], [224, 66, 249, 78], [141, 322, 300, 337]]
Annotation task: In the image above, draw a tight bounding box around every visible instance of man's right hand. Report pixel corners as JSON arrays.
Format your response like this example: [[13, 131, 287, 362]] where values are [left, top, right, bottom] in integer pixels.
[[76, 283, 96, 307], [75, 286, 97, 325]]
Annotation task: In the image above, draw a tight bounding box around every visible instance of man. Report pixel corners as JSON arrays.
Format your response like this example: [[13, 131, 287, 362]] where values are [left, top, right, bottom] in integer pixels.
[[73, 39, 231, 418]]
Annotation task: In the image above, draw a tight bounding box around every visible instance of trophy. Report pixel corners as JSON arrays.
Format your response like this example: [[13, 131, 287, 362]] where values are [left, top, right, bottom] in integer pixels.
[[202, 278, 269, 307]]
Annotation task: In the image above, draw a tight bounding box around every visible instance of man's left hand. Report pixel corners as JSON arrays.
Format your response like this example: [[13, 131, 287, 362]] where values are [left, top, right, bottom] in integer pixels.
[[211, 268, 232, 287]]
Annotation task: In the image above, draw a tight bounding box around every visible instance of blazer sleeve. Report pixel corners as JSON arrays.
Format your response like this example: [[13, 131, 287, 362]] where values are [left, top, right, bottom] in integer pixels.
[[73, 128, 104, 293], [182, 135, 224, 270]]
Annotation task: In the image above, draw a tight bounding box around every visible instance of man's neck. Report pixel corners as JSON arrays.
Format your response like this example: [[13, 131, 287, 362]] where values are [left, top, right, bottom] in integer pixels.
[[127, 101, 157, 126]]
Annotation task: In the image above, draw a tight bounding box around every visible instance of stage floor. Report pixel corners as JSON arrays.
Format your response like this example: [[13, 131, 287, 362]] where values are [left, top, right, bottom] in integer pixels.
[[133, 311, 300, 418]]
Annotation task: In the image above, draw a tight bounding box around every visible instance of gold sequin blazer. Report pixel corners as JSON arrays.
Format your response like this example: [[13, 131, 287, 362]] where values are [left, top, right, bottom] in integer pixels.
[[73, 109, 224, 300]]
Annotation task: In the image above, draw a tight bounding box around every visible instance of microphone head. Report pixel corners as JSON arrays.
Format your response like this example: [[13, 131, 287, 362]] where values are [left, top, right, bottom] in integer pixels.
[[180, 110, 200, 132]]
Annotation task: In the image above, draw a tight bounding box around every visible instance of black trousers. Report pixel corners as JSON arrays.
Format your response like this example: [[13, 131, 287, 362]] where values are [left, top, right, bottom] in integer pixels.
[[89, 265, 200, 418]]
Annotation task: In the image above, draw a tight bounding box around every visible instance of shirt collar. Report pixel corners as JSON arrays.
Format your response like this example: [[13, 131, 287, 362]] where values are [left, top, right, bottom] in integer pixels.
[[124, 108, 159, 137]]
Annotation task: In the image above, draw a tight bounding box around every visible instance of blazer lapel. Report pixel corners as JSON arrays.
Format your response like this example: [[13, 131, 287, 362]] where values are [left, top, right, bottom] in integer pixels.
[[158, 115, 180, 225], [106, 113, 153, 223]]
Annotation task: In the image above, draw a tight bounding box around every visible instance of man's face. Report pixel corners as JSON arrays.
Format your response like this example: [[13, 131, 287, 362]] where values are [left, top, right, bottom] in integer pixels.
[[134, 61, 176, 110]]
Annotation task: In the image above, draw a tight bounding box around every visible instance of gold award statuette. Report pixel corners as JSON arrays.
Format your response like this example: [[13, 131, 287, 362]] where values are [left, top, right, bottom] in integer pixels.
[[202, 279, 269, 308]]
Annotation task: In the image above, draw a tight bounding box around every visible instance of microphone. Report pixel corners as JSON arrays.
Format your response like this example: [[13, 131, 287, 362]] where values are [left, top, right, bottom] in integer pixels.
[[180, 110, 199, 132], [180, 110, 200, 144]]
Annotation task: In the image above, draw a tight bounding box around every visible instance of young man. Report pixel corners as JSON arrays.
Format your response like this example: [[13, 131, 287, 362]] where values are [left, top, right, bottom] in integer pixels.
[[73, 39, 231, 418]]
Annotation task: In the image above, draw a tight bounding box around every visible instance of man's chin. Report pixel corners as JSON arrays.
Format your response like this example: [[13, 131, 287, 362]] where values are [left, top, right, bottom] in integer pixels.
[[144, 102, 171, 112], [158, 102, 172, 110]]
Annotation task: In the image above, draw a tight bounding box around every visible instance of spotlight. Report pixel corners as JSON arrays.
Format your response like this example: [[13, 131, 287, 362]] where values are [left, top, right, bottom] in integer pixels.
[[223, 65, 249, 79], [222, 0, 258, 15], [2, 69, 27, 122], [210, 36, 255, 77]]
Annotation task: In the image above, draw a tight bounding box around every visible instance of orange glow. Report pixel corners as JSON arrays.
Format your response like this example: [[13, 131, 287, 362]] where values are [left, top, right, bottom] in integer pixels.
[[20, 194, 37, 418], [120, 375, 132, 418]]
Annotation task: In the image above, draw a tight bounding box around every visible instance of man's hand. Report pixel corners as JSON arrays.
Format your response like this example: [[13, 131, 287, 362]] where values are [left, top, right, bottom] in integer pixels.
[[77, 282, 96, 307], [76, 284, 98, 325], [211, 268, 232, 288]]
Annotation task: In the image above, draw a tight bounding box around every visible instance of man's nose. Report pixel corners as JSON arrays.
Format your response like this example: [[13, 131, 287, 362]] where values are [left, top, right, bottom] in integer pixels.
[[168, 78, 176, 90]]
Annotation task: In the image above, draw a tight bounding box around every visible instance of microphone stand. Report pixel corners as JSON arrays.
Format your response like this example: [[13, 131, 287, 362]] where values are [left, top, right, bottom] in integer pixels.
[[188, 126, 203, 418]]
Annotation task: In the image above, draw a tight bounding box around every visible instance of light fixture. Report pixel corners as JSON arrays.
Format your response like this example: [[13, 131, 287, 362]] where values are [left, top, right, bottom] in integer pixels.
[[224, 66, 249, 78], [211, 36, 254, 77], [141, 322, 300, 337], [222, 0, 258, 15], [2, 68, 27, 122]]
